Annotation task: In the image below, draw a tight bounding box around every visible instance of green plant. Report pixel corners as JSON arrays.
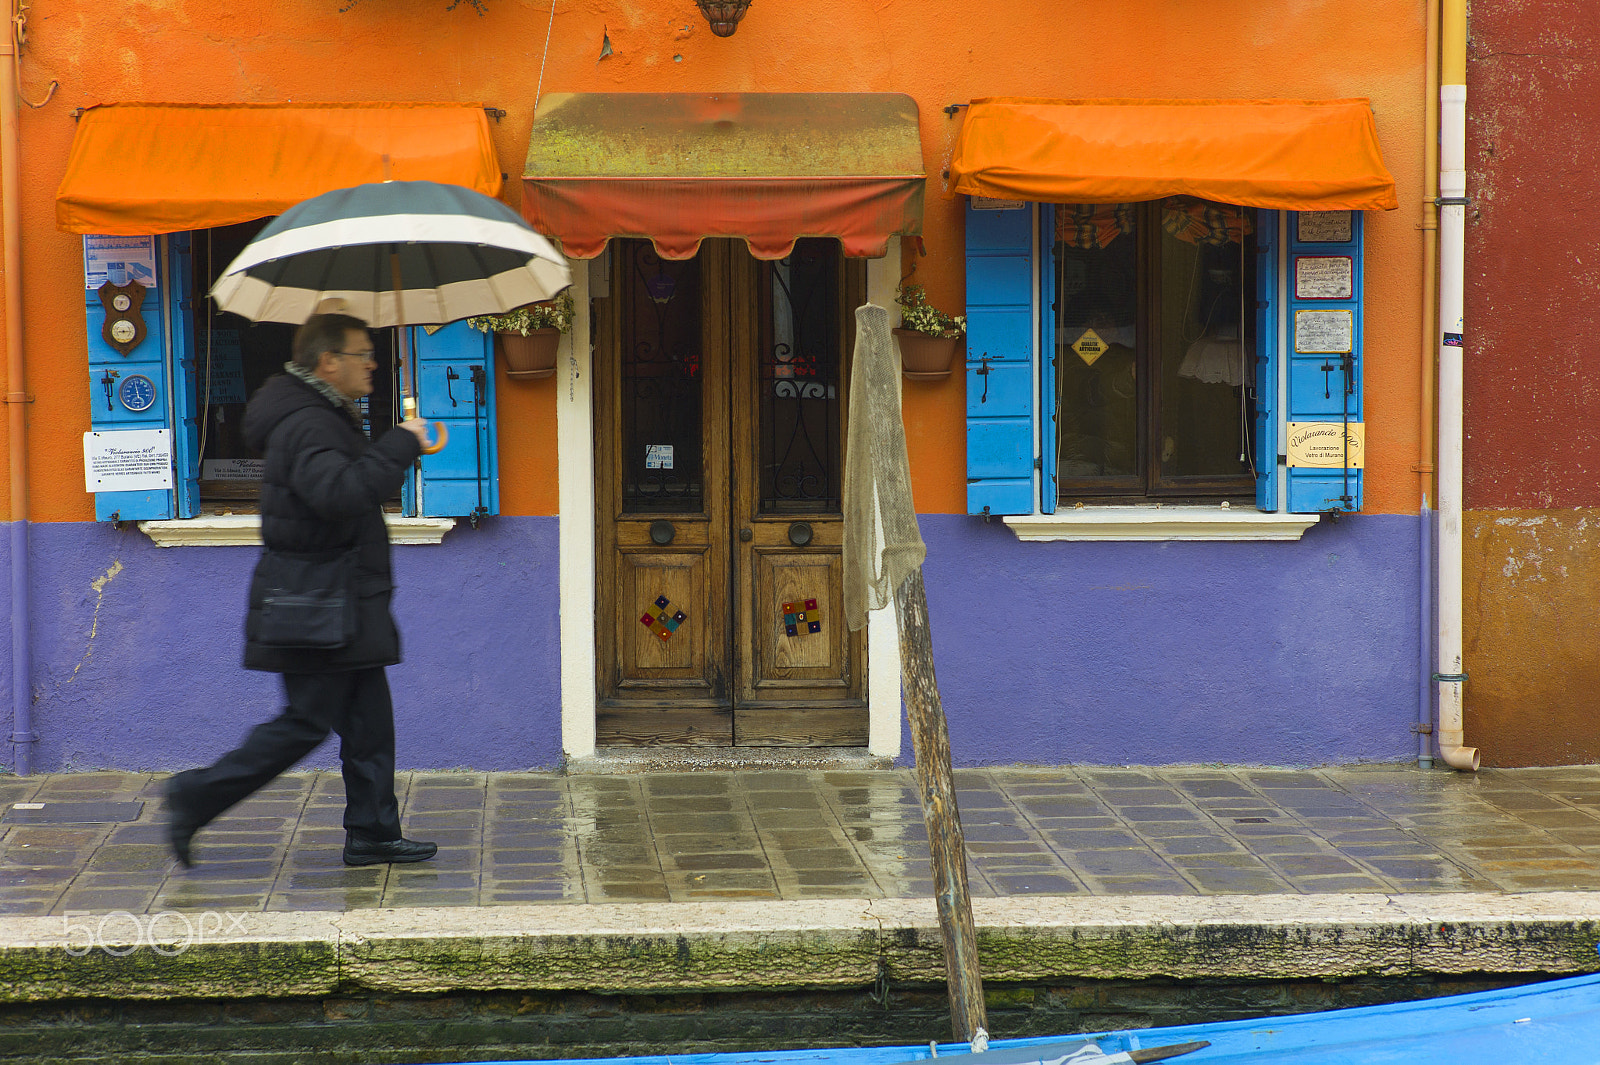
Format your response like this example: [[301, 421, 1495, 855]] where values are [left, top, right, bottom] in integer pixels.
[[895, 283, 965, 339], [466, 292, 575, 336]]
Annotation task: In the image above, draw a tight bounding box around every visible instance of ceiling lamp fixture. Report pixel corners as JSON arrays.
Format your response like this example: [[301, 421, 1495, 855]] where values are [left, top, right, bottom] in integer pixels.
[[694, 0, 752, 36]]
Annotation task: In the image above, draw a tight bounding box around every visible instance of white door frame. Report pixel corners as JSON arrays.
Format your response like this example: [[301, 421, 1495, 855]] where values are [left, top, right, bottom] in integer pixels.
[[557, 244, 904, 760]]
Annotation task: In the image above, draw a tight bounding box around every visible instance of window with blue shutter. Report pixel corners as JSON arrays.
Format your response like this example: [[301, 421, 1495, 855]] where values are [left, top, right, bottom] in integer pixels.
[[1283, 211, 1364, 513], [410, 322, 499, 521], [963, 197, 1367, 519], [964, 199, 1036, 517], [83, 235, 177, 521], [84, 223, 505, 529]]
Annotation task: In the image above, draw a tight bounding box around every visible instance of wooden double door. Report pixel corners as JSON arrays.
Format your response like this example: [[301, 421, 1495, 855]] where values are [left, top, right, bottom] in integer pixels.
[[595, 239, 867, 746]]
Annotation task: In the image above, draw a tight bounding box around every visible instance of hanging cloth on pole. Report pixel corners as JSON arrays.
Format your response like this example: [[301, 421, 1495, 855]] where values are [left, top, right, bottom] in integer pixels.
[[843, 304, 926, 633]]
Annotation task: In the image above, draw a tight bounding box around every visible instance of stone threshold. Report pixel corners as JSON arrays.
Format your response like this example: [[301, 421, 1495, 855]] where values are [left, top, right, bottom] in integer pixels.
[[566, 746, 895, 773], [6, 892, 1599, 1003]]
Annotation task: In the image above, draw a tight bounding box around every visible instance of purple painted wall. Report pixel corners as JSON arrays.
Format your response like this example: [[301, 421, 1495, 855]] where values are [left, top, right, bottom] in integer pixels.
[[5, 513, 1418, 773], [1, 526, 13, 771], [6, 516, 562, 774], [917, 513, 1420, 767]]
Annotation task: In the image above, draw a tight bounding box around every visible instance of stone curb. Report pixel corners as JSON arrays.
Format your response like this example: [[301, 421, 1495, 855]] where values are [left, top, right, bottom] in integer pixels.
[[3, 892, 1599, 1003]]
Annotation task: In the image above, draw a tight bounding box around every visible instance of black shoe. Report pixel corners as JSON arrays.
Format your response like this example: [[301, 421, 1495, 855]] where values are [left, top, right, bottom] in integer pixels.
[[162, 778, 197, 869], [342, 836, 437, 866]]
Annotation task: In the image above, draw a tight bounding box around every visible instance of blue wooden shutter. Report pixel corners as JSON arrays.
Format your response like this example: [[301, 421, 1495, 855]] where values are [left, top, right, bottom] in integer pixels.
[[167, 234, 201, 518], [965, 199, 1035, 516], [1253, 210, 1280, 511], [413, 322, 499, 519], [1284, 211, 1364, 513], [1037, 205, 1058, 515], [83, 236, 174, 521]]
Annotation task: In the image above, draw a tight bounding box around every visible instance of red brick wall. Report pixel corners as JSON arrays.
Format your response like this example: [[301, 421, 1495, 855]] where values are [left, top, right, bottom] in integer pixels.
[[1464, 2, 1600, 509]]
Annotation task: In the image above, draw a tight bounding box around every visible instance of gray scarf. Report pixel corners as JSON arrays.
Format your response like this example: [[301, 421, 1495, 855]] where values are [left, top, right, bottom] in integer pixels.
[[284, 361, 362, 425]]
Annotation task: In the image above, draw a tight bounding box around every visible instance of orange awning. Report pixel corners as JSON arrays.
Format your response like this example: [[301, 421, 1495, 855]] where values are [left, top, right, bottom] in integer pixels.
[[522, 93, 925, 260], [56, 102, 503, 235], [948, 98, 1398, 212]]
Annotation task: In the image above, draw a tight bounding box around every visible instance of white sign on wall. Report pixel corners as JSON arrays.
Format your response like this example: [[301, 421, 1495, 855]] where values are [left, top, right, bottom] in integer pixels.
[[1296, 211, 1353, 243], [1294, 310, 1355, 354], [83, 235, 159, 291], [1295, 256, 1354, 300], [83, 429, 173, 493]]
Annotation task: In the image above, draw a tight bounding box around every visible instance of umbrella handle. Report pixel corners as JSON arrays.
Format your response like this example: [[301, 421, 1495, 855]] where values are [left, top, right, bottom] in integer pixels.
[[402, 397, 449, 455]]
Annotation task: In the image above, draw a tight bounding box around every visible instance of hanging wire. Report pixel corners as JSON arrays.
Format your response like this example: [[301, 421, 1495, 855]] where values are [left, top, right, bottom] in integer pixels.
[[532, 0, 557, 118], [11, 1, 56, 108], [1180, 242, 1205, 345]]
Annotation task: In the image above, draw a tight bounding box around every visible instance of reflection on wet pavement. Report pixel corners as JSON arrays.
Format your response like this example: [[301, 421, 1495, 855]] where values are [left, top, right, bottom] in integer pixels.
[[6, 764, 1600, 915]]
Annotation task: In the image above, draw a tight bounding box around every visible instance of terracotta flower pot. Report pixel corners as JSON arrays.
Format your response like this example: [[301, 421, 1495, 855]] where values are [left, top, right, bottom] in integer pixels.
[[496, 328, 561, 380], [892, 327, 964, 380]]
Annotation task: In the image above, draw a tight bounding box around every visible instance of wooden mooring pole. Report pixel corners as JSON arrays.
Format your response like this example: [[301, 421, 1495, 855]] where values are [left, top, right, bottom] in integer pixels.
[[894, 567, 988, 1045]]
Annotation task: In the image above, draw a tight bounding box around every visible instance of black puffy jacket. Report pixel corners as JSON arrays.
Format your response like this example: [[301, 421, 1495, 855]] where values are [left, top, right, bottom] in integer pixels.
[[239, 373, 421, 673]]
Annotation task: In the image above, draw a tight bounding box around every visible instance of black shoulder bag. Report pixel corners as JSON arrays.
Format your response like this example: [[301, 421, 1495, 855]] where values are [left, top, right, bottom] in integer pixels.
[[252, 547, 359, 649]]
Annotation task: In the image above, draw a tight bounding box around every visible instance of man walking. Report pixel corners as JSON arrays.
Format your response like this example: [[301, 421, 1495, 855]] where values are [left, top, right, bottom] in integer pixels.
[[165, 312, 436, 868]]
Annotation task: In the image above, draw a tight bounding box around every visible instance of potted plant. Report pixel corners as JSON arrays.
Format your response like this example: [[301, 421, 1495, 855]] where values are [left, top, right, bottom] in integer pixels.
[[467, 292, 576, 380], [893, 283, 966, 379]]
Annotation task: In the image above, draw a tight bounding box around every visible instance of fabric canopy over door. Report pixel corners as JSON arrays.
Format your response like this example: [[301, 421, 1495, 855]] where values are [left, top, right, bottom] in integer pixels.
[[56, 102, 503, 235], [521, 93, 925, 260], [947, 98, 1398, 211]]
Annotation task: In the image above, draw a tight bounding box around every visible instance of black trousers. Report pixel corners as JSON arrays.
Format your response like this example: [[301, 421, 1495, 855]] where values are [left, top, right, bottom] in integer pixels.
[[170, 667, 401, 842]]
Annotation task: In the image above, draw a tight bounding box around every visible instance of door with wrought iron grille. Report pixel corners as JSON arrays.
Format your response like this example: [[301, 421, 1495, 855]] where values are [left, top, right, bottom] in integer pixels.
[[595, 238, 866, 747]]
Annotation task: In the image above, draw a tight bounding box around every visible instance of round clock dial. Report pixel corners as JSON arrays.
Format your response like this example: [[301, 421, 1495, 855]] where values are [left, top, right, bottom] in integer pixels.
[[109, 319, 138, 344], [111, 293, 132, 312], [118, 373, 156, 413]]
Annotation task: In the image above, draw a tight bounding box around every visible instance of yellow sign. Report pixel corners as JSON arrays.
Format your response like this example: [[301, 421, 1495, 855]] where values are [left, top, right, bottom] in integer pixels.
[[1286, 422, 1365, 468], [1072, 329, 1107, 366]]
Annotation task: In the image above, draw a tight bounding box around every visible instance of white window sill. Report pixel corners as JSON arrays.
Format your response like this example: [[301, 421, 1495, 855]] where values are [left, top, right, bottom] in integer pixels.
[[1002, 507, 1320, 542], [137, 514, 457, 547]]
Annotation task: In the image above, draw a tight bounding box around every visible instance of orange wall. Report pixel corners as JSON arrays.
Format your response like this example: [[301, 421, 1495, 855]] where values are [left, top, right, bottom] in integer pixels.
[[0, 0, 1426, 522]]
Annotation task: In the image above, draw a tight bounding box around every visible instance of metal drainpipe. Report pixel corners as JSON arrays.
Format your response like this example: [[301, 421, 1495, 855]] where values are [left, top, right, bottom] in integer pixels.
[[1436, 0, 1479, 771], [1416, 0, 1440, 770], [1, 17, 35, 775]]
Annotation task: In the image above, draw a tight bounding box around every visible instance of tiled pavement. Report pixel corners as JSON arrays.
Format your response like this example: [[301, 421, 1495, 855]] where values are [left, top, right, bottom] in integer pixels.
[[5, 764, 1600, 916]]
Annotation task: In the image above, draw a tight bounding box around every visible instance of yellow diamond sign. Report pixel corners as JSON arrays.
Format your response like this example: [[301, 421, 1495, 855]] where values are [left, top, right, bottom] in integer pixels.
[[1072, 329, 1107, 366]]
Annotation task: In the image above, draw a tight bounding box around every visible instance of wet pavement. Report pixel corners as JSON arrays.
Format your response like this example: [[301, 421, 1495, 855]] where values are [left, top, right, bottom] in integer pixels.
[[4, 763, 1600, 916]]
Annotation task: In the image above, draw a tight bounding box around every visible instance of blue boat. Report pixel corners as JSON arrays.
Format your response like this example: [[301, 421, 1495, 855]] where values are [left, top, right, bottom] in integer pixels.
[[438, 971, 1600, 1065]]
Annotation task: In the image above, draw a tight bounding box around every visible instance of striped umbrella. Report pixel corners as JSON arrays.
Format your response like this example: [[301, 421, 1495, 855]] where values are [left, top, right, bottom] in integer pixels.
[[209, 180, 571, 327], [210, 180, 572, 454]]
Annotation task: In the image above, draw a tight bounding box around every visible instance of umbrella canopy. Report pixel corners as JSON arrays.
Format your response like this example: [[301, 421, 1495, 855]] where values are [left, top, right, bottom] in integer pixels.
[[210, 180, 571, 327]]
